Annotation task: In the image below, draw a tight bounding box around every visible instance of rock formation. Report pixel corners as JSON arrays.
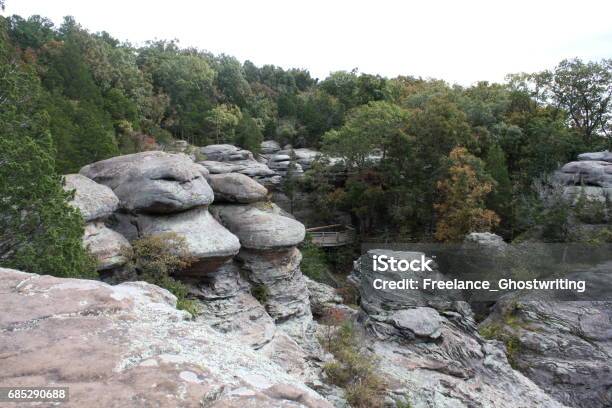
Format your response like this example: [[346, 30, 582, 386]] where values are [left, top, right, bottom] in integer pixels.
[[556, 151, 612, 202], [198, 144, 282, 188], [80, 151, 213, 213], [77, 151, 241, 275], [63, 174, 130, 272], [0, 268, 331, 408], [481, 297, 612, 408], [348, 249, 569, 408]]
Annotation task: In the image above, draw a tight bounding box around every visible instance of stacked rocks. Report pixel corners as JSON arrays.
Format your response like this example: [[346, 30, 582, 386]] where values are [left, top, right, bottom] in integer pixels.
[[210, 202, 314, 346], [79, 151, 240, 275], [556, 150, 612, 203], [63, 174, 130, 272], [198, 144, 281, 188]]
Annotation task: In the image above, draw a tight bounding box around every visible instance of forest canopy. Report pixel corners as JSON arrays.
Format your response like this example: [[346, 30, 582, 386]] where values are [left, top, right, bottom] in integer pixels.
[[0, 11, 611, 279]]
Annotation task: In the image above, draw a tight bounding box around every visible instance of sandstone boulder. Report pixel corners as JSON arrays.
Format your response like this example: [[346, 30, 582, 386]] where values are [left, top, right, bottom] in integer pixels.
[[63, 174, 119, 221], [578, 150, 612, 163], [0, 268, 331, 408], [212, 204, 305, 250], [80, 151, 213, 213], [111, 207, 240, 274], [208, 173, 268, 203], [83, 221, 130, 271], [261, 140, 281, 155], [200, 144, 254, 161], [557, 160, 612, 188]]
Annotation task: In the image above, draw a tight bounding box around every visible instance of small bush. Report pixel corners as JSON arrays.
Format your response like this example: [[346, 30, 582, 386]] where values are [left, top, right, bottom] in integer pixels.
[[122, 233, 199, 316], [321, 321, 386, 408], [250, 283, 269, 304]]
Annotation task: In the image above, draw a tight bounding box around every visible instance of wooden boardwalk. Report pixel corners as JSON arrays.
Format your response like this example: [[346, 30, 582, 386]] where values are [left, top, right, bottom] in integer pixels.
[[306, 224, 355, 247]]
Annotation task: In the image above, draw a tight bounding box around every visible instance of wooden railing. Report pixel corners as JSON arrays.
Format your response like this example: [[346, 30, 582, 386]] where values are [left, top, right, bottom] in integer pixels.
[[306, 224, 355, 247]]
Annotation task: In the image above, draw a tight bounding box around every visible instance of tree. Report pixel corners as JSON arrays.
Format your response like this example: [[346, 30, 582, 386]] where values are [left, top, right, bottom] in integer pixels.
[[322, 101, 410, 169], [435, 147, 500, 241], [234, 113, 263, 153], [536, 58, 612, 147], [485, 144, 513, 235], [204, 104, 241, 144], [0, 45, 96, 277]]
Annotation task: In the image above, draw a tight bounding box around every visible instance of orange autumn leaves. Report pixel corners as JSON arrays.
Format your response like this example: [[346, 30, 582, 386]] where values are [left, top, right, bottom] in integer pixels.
[[434, 147, 500, 242]]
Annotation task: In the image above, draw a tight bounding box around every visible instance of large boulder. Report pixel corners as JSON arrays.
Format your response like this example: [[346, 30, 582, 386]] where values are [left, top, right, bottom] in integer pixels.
[[208, 173, 268, 204], [83, 221, 130, 271], [111, 207, 240, 274], [212, 204, 305, 250], [578, 151, 612, 163], [557, 160, 612, 188], [80, 151, 213, 213], [0, 268, 331, 408], [200, 144, 254, 162], [63, 174, 119, 222], [261, 140, 281, 155]]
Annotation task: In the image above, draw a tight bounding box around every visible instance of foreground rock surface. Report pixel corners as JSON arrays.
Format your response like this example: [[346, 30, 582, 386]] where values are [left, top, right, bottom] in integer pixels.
[[0, 268, 332, 408], [80, 151, 213, 213]]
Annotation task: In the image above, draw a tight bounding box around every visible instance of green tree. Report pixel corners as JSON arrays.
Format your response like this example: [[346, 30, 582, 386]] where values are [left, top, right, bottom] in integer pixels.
[[485, 144, 513, 233], [0, 43, 96, 277], [234, 113, 263, 153]]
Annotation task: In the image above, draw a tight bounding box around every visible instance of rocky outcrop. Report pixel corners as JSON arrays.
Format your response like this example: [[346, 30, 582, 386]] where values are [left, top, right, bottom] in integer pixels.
[[212, 204, 305, 250], [261, 140, 281, 155], [348, 249, 568, 408], [481, 296, 612, 408], [211, 203, 315, 349], [80, 151, 213, 213], [578, 150, 612, 162], [80, 151, 241, 275], [557, 158, 612, 188], [0, 268, 331, 408], [201, 144, 255, 162], [207, 173, 268, 203]]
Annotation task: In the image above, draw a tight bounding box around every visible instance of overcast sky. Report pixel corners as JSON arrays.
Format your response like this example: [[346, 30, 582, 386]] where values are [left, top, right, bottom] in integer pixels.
[[4, 0, 612, 85]]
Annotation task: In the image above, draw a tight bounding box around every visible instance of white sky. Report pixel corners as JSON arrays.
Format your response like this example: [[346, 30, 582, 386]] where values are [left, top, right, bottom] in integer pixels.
[[4, 0, 612, 85]]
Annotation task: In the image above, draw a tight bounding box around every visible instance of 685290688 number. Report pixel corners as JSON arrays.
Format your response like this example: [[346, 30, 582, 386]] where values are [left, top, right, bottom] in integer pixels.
[[0, 387, 69, 402]]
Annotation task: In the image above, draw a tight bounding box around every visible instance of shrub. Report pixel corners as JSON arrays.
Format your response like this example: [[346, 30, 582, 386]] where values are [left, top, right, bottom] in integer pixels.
[[250, 283, 269, 304], [122, 233, 199, 316], [321, 321, 386, 408]]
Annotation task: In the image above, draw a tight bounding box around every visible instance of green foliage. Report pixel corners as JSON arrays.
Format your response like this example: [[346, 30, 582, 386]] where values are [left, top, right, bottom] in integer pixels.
[[122, 233, 199, 316], [234, 113, 263, 153], [0, 36, 97, 278], [250, 283, 269, 304], [299, 234, 331, 282], [322, 322, 386, 408]]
